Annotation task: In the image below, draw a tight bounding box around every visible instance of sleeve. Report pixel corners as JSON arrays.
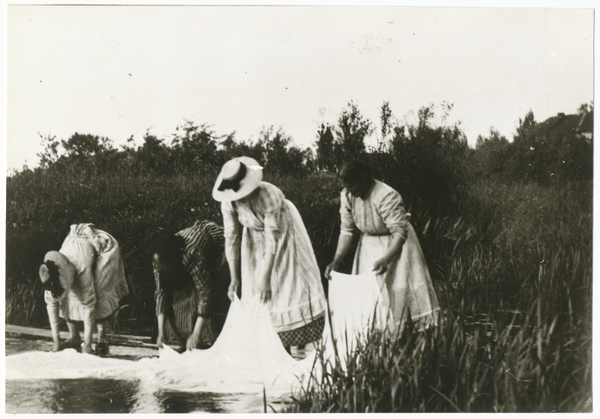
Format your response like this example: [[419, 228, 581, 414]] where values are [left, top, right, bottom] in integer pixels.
[[44, 290, 61, 327], [339, 189, 356, 237], [379, 189, 409, 241], [222, 200, 242, 262], [260, 185, 284, 255], [180, 227, 214, 318], [153, 264, 167, 316], [190, 251, 213, 317]]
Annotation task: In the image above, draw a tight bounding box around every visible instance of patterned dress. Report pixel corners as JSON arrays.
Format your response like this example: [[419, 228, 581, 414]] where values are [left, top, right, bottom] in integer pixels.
[[153, 220, 230, 348], [221, 182, 327, 347], [340, 180, 440, 331], [45, 223, 129, 322]]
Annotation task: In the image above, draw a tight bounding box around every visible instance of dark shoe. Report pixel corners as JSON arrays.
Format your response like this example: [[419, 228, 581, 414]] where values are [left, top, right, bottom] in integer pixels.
[[96, 342, 109, 357], [64, 339, 82, 352]]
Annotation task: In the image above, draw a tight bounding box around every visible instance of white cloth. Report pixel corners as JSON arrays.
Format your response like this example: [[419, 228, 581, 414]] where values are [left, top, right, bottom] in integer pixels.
[[321, 271, 390, 370], [6, 296, 309, 396], [7, 272, 398, 395]]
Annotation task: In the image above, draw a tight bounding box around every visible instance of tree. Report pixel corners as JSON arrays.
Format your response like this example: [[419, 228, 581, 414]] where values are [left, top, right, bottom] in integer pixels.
[[471, 128, 511, 180], [37, 133, 60, 168], [505, 107, 593, 185], [334, 101, 374, 165], [260, 126, 308, 176], [578, 102, 593, 114], [138, 131, 171, 173], [379, 101, 394, 148], [171, 120, 218, 171], [316, 123, 335, 171], [61, 133, 113, 157], [390, 103, 468, 215]]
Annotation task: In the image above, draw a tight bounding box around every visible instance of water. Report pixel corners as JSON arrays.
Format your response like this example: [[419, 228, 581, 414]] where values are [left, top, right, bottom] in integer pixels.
[[5, 378, 273, 413], [5, 338, 295, 413]]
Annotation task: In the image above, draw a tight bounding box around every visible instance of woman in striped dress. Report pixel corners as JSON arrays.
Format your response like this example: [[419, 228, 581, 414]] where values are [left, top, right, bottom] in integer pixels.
[[151, 220, 230, 351], [325, 160, 440, 331], [212, 157, 327, 351]]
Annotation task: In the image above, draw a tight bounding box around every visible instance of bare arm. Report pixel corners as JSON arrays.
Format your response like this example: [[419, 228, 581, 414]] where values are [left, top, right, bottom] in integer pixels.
[[324, 233, 354, 280], [227, 259, 240, 301], [45, 293, 62, 351]]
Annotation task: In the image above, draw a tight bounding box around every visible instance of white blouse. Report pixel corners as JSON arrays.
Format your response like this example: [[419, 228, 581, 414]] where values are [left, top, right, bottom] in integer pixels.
[[340, 180, 410, 240]]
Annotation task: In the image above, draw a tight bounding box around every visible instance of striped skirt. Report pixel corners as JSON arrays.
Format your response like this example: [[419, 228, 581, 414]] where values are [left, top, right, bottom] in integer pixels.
[[240, 199, 328, 338], [161, 272, 231, 348]]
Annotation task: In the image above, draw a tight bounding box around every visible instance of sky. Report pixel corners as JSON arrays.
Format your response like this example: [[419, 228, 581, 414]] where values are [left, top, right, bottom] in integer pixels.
[[3, 3, 595, 173]]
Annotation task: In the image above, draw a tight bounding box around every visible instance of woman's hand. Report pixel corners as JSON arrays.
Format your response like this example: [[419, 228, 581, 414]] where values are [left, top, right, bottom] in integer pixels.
[[186, 330, 201, 351], [258, 253, 275, 304], [258, 280, 272, 304], [372, 258, 390, 275], [227, 280, 240, 302], [324, 260, 340, 280]]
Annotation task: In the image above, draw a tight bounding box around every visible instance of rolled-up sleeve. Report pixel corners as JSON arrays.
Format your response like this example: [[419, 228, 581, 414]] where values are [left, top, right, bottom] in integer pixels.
[[339, 190, 356, 237], [222, 201, 242, 262], [379, 190, 409, 241]]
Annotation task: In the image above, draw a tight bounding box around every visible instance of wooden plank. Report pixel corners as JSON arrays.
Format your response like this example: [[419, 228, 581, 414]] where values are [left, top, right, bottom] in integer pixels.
[[5, 324, 157, 350]]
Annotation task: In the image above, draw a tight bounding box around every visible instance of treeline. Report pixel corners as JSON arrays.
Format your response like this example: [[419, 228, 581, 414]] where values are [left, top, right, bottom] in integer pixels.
[[33, 100, 593, 216], [5, 100, 593, 412], [6, 101, 593, 330]]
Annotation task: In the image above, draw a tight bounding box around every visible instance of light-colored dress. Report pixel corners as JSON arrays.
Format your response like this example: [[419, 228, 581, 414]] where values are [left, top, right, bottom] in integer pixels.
[[45, 223, 129, 322], [340, 180, 440, 331], [221, 182, 327, 340]]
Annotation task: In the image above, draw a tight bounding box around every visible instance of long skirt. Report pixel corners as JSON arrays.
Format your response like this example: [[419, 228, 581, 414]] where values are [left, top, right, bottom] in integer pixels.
[[162, 263, 231, 348], [240, 199, 327, 346], [162, 285, 215, 347], [59, 224, 129, 321], [352, 222, 440, 331]]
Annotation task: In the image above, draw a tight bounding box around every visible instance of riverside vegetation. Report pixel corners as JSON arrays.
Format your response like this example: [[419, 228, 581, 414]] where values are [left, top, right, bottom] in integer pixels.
[[6, 102, 592, 412]]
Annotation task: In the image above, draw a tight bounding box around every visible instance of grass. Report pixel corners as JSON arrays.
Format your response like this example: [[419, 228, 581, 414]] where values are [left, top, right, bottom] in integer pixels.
[[5, 155, 592, 412], [287, 297, 591, 413], [282, 178, 592, 412]]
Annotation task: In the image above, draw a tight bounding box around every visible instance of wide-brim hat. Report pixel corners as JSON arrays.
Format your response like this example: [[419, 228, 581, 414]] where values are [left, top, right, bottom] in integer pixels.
[[39, 251, 75, 296], [212, 157, 263, 202]]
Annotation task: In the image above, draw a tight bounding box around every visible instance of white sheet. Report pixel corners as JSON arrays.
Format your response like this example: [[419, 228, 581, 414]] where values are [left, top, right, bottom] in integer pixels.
[[6, 271, 390, 395], [319, 270, 391, 370], [6, 295, 308, 396]]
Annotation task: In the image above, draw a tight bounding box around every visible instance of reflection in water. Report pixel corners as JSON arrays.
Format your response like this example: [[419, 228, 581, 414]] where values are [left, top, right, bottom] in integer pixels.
[[5, 378, 289, 413], [6, 379, 139, 414], [5, 338, 292, 413]]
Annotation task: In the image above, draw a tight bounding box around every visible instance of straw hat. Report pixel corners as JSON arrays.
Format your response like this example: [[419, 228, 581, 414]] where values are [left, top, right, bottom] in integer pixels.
[[212, 157, 263, 202], [39, 251, 75, 296]]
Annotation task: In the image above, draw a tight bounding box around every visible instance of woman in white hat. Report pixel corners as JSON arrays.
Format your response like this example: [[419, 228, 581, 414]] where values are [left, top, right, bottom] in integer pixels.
[[39, 223, 129, 354], [213, 157, 327, 352]]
